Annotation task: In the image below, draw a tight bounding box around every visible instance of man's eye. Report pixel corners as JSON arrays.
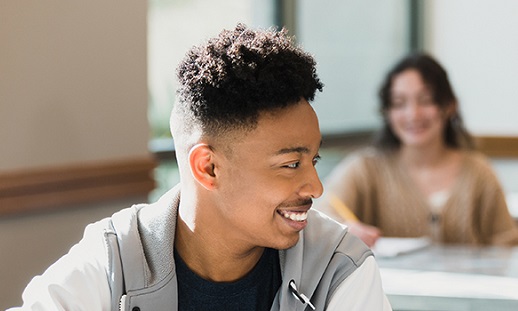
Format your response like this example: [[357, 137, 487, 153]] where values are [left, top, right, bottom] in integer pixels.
[[313, 155, 321, 166], [285, 162, 300, 169]]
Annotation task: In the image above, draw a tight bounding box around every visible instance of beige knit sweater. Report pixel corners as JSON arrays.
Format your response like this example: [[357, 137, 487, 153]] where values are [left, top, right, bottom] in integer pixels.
[[315, 148, 518, 245]]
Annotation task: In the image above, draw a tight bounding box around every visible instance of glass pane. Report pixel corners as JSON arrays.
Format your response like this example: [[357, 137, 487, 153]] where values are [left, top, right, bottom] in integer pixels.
[[297, 0, 410, 135], [148, 0, 276, 141]]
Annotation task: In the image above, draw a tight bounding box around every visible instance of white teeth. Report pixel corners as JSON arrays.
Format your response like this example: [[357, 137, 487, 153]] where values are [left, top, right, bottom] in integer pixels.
[[280, 211, 308, 222]]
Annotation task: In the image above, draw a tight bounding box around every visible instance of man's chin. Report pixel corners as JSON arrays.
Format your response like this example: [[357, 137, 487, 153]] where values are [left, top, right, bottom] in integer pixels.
[[271, 234, 300, 250]]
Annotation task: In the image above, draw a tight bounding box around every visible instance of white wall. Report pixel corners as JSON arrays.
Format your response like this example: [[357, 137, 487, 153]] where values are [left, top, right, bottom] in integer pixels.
[[0, 0, 149, 308], [0, 0, 149, 171], [423, 0, 518, 136]]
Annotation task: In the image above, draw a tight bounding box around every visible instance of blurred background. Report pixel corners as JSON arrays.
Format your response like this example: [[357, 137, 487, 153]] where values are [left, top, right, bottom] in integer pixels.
[[2, 0, 518, 308]]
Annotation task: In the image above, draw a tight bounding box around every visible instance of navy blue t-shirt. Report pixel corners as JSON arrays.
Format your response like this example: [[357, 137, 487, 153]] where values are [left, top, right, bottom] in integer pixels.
[[174, 247, 282, 311]]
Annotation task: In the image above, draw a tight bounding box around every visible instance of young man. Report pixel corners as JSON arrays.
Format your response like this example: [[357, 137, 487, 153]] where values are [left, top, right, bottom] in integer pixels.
[[11, 24, 391, 310]]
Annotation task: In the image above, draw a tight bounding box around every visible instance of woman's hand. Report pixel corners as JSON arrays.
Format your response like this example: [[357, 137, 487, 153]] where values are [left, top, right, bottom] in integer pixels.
[[346, 221, 382, 247]]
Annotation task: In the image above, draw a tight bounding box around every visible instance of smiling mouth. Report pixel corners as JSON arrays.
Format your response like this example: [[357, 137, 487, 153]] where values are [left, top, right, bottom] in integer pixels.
[[278, 210, 308, 222], [404, 122, 429, 132]]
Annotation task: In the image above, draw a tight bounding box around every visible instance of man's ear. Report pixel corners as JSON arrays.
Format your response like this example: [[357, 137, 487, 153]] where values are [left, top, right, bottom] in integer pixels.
[[188, 144, 216, 190]]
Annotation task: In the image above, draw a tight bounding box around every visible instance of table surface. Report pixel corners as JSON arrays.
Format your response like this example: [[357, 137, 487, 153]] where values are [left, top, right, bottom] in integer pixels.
[[376, 244, 518, 311]]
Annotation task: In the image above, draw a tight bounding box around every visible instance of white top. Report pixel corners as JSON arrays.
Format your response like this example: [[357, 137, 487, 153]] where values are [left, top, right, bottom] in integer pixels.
[[428, 189, 450, 215]]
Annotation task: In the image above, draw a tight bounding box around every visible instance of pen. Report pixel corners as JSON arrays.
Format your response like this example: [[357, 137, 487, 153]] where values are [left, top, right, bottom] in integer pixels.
[[329, 194, 359, 222], [289, 280, 316, 310]]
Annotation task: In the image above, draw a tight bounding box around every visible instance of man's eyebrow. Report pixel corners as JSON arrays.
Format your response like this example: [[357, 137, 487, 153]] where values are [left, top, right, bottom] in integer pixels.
[[275, 140, 322, 155], [276, 146, 310, 155]]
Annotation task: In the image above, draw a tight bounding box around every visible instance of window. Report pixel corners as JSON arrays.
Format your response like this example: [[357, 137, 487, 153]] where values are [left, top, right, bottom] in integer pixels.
[[148, 0, 276, 144], [148, 0, 411, 145], [296, 0, 411, 135]]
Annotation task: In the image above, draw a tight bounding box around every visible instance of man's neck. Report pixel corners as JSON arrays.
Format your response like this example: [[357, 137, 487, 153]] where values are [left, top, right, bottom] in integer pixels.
[[175, 212, 265, 282]]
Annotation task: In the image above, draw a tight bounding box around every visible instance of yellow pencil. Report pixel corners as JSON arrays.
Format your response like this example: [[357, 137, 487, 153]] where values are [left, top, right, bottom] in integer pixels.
[[329, 194, 359, 222]]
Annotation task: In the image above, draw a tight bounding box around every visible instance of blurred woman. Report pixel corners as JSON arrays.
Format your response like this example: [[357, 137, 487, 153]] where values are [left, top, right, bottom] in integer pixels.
[[316, 53, 518, 247]]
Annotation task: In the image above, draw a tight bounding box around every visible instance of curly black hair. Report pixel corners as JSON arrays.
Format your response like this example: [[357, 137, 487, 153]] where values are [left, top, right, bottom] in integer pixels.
[[173, 23, 323, 138]]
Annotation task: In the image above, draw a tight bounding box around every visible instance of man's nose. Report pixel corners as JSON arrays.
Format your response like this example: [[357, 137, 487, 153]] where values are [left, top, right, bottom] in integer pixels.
[[300, 166, 323, 199]]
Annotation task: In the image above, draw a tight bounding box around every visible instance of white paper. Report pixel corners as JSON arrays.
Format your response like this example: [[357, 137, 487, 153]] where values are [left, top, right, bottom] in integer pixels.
[[372, 237, 431, 258]]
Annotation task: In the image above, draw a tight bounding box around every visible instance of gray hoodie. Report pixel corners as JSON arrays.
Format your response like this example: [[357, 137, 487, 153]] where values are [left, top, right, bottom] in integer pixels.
[[9, 185, 391, 310], [106, 185, 379, 310]]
